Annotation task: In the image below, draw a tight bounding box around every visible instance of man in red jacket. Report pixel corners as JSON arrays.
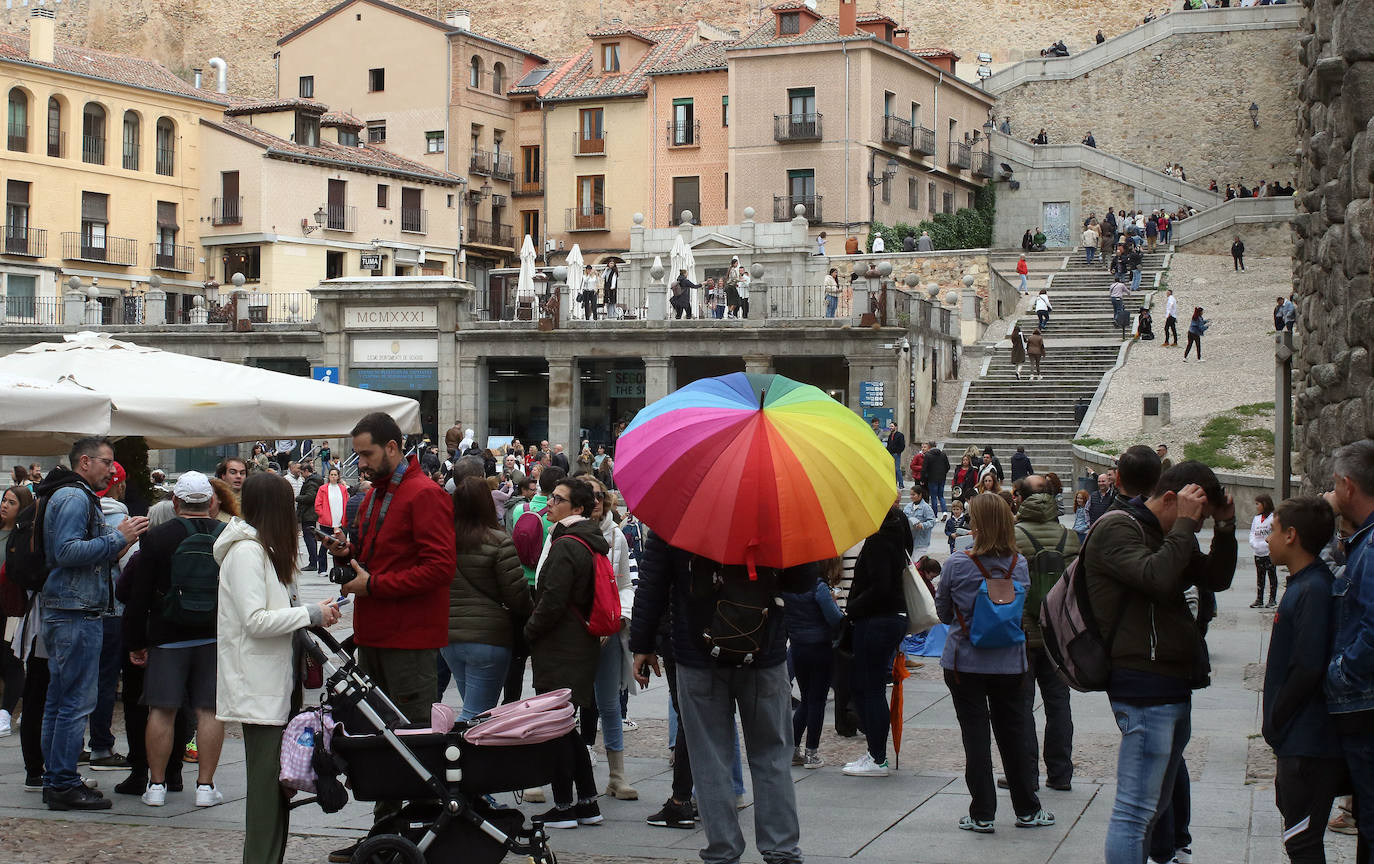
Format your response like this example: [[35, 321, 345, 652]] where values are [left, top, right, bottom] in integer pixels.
[[329, 412, 455, 722]]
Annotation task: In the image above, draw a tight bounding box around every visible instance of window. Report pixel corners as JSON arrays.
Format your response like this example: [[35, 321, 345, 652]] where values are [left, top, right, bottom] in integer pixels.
[[910, 102, 921, 129], [401, 187, 423, 233], [492, 62, 506, 94], [722, 95, 729, 128], [602, 43, 620, 73], [967, 192, 976, 209], [788, 168, 816, 202], [294, 112, 320, 147], [326, 178, 348, 229], [521, 145, 540, 184], [224, 246, 261, 282], [469, 56, 483, 88], [46, 96, 61, 157], [576, 174, 605, 228], [578, 108, 604, 154], [928, 182, 936, 215], [942, 192, 954, 214], [218, 171, 240, 224], [7, 88, 28, 152], [5, 180, 31, 254], [779, 12, 801, 34], [155, 117, 175, 175], [883, 91, 894, 117], [299, 76, 314, 99], [521, 209, 540, 246], [788, 87, 815, 117], [80, 191, 108, 258], [368, 68, 385, 92], [881, 173, 891, 204], [338, 128, 358, 147], [672, 98, 695, 145], [672, 176, 700, 225], [326, 250, 344, 280], [908, 177, 918, 209], [377, 184, 389, 208], [155, 201, 178, 264], [121, 110, 140, 170], [82, 103, 106, 165], [6, 274, 36, 310], [425, 131, 445, 153], [367, 120, 386, 144]]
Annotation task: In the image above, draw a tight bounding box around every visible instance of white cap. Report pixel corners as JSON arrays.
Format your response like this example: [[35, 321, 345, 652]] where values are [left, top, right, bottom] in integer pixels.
[[173, 471, 214, 504]]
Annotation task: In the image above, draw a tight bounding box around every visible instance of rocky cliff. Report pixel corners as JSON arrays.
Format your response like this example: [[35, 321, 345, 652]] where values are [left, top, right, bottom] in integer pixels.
[[5, 0, 1153, 97]]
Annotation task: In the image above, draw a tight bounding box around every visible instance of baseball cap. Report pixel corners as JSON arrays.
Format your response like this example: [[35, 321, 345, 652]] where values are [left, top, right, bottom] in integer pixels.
[[173, 471, 214, 504], [95, 461, 126, 497]]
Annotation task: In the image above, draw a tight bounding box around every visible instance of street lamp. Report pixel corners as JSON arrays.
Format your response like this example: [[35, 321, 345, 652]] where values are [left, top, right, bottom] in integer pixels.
[[1248, 102, 1260, 128], [303, 206, 326, 235], [868, 156, 899, 187]]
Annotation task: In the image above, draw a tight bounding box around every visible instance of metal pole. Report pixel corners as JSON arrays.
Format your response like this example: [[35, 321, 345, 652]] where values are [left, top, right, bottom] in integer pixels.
[[1275, 331, 1293, 498]]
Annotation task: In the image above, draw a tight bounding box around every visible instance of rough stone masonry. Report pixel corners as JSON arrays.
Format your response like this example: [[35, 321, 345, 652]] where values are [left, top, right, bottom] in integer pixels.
[[1294, 0, 1374, 491]]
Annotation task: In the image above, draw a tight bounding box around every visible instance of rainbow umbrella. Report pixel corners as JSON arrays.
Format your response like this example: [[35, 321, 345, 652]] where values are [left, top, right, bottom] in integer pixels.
[[614, 372, 896, 572]]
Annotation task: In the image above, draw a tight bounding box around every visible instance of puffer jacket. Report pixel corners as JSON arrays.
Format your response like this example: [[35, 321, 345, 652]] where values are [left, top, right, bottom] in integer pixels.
[[447, 528, 532, 647], [1014, 493, 1080, 648], [526, 517, 608, 705], [847, 506, 914, 620]]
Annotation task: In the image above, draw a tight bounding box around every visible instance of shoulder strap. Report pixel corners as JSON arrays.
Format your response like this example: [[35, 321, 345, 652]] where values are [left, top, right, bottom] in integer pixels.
[[1016, 525, 1044, 554], [1055, 528, 1068, 553]]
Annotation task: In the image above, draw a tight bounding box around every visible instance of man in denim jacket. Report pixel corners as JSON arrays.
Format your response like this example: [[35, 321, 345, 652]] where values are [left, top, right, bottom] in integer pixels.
[[38, 437, 147, 810], [1326, 439, 1374, 861]]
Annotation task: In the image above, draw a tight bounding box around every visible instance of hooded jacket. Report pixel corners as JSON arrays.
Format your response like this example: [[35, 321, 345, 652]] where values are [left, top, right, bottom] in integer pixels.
[[448, 528, 531, 648], [1014, 493, 1080, 648], [213, 518, 319, 726], [526, 517, 608, 704]]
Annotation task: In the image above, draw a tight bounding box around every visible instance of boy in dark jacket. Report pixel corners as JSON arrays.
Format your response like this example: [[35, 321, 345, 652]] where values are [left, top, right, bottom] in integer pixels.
[[1263, 496, 1344, 863]]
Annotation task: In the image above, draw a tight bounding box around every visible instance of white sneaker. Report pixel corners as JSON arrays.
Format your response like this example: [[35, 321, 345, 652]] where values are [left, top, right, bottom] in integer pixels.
[[142, 783, 167, 806], [587, 745, 598, 766], [195, 783, 223, 807], [0, 709, 11, 737], [842, 754, 890, 777]]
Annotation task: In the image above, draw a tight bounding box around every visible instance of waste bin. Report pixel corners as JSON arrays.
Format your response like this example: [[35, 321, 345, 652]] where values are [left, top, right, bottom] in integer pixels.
[[1074, 398, 1089, 424]]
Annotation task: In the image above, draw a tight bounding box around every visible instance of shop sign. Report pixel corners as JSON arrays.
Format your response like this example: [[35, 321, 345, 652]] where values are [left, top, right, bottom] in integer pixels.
[[610, 368, 646, 399], [351, 337, 439, 364]]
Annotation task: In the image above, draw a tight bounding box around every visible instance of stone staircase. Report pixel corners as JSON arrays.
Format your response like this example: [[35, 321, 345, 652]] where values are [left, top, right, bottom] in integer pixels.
[[943, 249, 1172, 497]]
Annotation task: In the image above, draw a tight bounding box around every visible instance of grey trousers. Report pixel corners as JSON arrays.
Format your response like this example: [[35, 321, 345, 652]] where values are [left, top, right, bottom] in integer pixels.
[[675, 662, 803, 864]]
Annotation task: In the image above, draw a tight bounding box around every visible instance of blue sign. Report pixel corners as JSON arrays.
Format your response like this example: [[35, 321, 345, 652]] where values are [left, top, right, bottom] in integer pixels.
[[350, 367, 439, 392], [859, 380, 886, 407], [312, 366, 340, 384], [863, 407, 894, 428]]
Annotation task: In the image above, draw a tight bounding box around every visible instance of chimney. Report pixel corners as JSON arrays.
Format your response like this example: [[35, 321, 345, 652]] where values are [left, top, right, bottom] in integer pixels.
[[446, 9, 471, 31], [838, 0, 857, 37], [893, 28, 910, 50], [208, 57, 228, 94], [193, 68, 203, 89], [29, 7, 56, 64]]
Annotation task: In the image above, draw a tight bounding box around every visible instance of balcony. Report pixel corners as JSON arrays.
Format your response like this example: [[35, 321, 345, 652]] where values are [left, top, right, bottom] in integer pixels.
[[575, 131, 607, 156], [150, 243, 196, 273], [400, 207, 427, 234], [47, 130, 65, 158], [512, 177, 542, 196], [565, 207, 609, 231], [913, 125, 936, 156], [881, 115, 912, 148], [156, 146, 175, 176], [948, 141, 971, 170], [972, 150, 993, 178], [82, 135, 105, 165], [61, 232, 138, 266], [8, 122, 28, 152], [774, 113, 821, 142], [3, 295, 63, 325], [666, 120, 700, 148], [469, 150, 493, 176], [492, 153, 514, 181], [211, 196, 243, 226], [773, 195, 822, 224], [2, 226, 46, 258], [670, 202, 700, 225], [121, 142, 139, 170], [323, 204, 357, 232], [469, 219, 514, 247]]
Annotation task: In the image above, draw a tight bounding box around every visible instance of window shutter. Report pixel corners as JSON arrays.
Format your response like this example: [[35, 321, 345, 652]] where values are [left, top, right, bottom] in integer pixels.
[[157, 201, 178, 229], [81, 192, 108, 221]]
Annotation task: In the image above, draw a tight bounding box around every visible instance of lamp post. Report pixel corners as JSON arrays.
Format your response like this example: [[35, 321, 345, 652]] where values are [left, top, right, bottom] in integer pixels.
[[1248, 102, 1260, 129]]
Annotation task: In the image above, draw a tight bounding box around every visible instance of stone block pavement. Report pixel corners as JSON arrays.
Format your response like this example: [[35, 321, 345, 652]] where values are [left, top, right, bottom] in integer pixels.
[[0, 531, 1357, 863]]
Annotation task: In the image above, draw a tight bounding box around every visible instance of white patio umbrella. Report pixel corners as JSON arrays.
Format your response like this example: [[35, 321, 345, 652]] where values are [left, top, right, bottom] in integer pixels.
[[681, 241, 701, 317], [0, 332, 421, 450], [565, 244, 585, 319], [516, 235, 538, 300], [0, 374, 115, 455]]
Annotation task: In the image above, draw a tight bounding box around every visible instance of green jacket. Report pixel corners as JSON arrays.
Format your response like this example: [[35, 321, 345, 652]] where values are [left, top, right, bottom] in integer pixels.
[[1015, 493, 1080, 648], [447, 528, 533, 647]]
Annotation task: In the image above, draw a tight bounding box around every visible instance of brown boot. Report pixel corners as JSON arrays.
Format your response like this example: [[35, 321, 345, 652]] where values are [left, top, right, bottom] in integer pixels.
[[604, 750, 638, 800]]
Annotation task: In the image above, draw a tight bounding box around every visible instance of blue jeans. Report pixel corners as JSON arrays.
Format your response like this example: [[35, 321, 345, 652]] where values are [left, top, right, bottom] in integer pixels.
[[929, 485, 947, 515], [825, 294, 838, 317], [1106, 698, 1191, 864], [1018, 274, 1028, 293], [790, 640, 832, 750], [852, 614, 908, 764], [1085, 247, 1095, 263], [1131, 268, 1143, 293], [88, 615, 122, 754], [1340, 731, 1374, 863], [594, 633, 625, 753], [893, 453, 904, 489], [440, 642, 511, 722], [1037, 309, 1050, 330], [41, 609, 104, 790]]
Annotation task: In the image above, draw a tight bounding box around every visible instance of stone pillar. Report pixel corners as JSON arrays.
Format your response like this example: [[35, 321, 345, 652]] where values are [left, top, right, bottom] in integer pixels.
[[629, 212, 645, 253], [749, 262, 768, 322], [555, 266, 571, 327], [189, 295, 209, 325], [740, 207, 756, 246], [647, 257, 667, 321], [143, 289, 167, 325], [228, 273, 251, 332], [547, 356, 580, 452], [437, 297, 460, 435], [458, 354, 488, 445], [790, 204, 809, 246], [83, 286, 102, 325], [744, 355, 773, 375], [852, 270, 873, 327], [63, 276, 85, 324], [644, 356, 675, 403]]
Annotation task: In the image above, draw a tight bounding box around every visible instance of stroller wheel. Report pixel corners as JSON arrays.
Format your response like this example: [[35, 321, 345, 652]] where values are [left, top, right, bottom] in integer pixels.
[[350, 835, 425, 864]]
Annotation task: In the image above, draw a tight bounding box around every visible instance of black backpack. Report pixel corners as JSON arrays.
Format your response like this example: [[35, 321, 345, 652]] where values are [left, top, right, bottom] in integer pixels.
[[160, 518, 226, 630], [4, 469, 92, 592], [687, 557, 783, 666]]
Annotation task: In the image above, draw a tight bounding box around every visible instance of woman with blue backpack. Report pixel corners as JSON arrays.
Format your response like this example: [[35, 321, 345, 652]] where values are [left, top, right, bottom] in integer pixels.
[[936, 492, 1055, 834]]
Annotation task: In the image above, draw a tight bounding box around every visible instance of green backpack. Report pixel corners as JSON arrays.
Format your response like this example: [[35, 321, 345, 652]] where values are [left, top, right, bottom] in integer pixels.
[[161, 518, 226, 630], [1017, 525, 1069, 622]]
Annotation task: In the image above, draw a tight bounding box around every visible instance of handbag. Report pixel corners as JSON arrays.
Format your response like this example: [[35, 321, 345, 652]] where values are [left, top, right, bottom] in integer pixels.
[[902, 554, 939, 635]]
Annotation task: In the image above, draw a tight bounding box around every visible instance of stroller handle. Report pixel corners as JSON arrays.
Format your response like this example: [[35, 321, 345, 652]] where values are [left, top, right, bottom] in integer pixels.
[[306, 626, 348, 661]]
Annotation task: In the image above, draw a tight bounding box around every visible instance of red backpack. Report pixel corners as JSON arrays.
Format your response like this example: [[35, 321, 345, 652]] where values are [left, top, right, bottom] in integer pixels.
[[558, 535, 622, 636]]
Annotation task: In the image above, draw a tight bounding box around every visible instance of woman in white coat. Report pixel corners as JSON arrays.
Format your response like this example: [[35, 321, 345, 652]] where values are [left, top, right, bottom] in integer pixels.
[[215, 473, 339, 864]]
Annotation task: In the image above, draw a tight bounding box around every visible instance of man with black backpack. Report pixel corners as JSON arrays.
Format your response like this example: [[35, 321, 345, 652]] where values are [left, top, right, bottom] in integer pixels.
[[631, 534, 814, 864], [1008, 475, 1080, 792], [122, 471, 226, 809], [30, 436, 148, 811]]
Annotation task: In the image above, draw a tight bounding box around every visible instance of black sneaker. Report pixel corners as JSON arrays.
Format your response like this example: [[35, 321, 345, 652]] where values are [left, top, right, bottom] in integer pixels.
[[534, 805, 578, 829], [326, 841, 362, 863], [646, 798, 695, 829], [114, 771, 148, 795], [23, 776, 42, 792], [89, 753, 131, 771], [77, 750, 91, 765], [47, 784, 112, 811], [575, 800, 603, 825]]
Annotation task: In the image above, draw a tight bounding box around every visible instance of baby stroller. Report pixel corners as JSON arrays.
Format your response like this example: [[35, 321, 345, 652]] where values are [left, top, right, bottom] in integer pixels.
[[295, 627, 577, 864]]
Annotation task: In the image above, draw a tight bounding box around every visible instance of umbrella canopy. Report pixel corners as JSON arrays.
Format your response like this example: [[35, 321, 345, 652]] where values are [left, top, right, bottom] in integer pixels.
[[614, 372, 895, 570], [0, 374, 114, 455], [889, 649, 911, 769], [516, 234, 538, 299], [668, 234, 687, 284], [0, 331, 421, 451], [682, 240, 698, 285], [565, 244, 585, 319]]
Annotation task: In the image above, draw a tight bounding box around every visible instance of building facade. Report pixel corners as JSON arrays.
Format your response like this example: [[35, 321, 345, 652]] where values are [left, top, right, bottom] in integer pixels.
[[647, 43, 730, 229]]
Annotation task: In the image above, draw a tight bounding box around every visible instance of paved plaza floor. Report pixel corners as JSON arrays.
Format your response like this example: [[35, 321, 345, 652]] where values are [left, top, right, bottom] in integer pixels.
[[0, 531, 1357, 863]]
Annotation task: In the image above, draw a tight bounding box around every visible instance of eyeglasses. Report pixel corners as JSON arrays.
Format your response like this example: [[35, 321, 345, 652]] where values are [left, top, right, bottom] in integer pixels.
[[548, 493, 568, 505], [90, 456, 114, 467]]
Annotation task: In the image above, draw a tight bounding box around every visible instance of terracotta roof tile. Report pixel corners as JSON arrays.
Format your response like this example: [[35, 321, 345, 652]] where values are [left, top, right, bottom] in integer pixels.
[[856, 11, 899, 24], [222, 94, 325, 115], [205, 117, 462, 185], [321, 110, 365, 129], [0, 30, 222, 104], [278, 0, 546, 61], [648, 41, 727, 75], [541, 22, 706, 102]]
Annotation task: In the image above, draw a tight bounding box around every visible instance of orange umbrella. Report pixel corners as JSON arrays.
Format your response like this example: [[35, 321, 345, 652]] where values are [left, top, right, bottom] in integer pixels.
[[889, 649, 911, 769]]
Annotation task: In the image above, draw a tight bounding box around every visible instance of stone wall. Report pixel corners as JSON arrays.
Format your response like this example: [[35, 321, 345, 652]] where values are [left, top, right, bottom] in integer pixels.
[[1293, 0, 1374, 492], [1080, 173, 1142, 226], [998, 28, 1302, 191], [1181, 221, 1295, 256]]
